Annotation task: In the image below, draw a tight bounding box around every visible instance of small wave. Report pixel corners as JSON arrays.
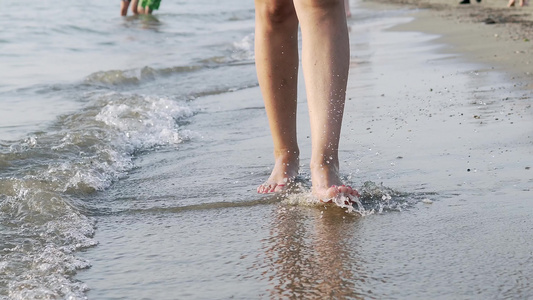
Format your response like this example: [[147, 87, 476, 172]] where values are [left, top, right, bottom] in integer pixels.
[[117, 197, 282, 216], [51, 24, 105, 36], [0, 183, 96, 299], [231, 33, 255, 61], [84, 69, 141, 86], [145, 65, 202, 78], [93, 94, 194, 153], [195, 34, 255, 66], [0, 93, 195, 298], [84, 65, 202, 87]]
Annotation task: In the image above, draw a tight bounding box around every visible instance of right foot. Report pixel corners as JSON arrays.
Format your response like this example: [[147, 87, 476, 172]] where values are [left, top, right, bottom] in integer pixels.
[[257, 153, 299, 194], [310, 161, 359, 203]]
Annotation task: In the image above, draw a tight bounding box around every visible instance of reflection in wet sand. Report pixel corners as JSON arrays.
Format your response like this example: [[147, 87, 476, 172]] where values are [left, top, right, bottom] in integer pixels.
[[258, 205, 375, 299], [122, 14, 162, 31]]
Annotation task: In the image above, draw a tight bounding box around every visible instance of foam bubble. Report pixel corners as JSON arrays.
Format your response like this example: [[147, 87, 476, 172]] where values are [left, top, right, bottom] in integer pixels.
[[232, 33, 255, 61], [95, 95, 193, 149]]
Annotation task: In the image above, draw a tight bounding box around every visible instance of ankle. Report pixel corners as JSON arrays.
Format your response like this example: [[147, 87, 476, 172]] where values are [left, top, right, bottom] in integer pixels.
[[274, 148, 300, 162], [310, 154, 339, 172]]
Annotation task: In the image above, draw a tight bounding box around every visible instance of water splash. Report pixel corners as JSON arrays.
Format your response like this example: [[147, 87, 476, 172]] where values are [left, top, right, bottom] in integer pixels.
[[279, 181, 419, 216]]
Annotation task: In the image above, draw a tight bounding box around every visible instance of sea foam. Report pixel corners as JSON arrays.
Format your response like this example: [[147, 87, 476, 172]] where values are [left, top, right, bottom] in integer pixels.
[[0, 93, 195, 299]]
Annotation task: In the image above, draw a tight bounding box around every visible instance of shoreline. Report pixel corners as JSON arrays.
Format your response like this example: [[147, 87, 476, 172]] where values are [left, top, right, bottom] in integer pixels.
[[361, 0, 533, 89], [73, 2, 533, 299]]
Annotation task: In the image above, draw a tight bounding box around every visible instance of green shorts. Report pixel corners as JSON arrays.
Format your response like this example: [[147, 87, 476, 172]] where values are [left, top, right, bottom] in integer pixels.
[[140, 0, 161, 10]]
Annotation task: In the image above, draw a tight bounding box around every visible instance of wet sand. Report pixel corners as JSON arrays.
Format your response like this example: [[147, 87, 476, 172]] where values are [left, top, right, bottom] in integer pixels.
[[75, 2, 533, 299], [369, 0, 533, 88]]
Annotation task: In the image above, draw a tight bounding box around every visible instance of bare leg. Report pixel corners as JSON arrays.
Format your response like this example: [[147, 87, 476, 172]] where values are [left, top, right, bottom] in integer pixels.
[[255, 0, 300, 193], [131, 0, 139, 14], [120, 0, 131, 16], [294, 0, 357, 200], [137, 1, 145, 14]]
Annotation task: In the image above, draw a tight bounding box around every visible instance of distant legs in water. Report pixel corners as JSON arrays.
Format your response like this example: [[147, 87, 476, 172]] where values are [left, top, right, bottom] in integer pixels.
[[508, 0, 526, 6], [120, 0, 140, 16], [121, 0, 161, 15], [254, 0, 359, 202]]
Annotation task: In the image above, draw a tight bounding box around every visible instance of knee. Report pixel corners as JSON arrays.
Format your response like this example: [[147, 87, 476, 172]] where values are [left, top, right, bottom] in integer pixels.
[[296, 0, 343, 11], [255, 0, 297, 27]]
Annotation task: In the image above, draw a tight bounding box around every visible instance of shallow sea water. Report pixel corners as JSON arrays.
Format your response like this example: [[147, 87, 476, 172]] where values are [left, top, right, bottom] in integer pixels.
[[1, 0, 532, 299]]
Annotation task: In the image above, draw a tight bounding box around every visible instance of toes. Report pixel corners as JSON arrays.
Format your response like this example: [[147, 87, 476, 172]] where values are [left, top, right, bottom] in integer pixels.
[[272, 184, 285, 193], [337, 185, 349, 194], [337, 185, 360, 198], [317, 185, 360, 204], [257, 184, 271, 194], [257, 183, 288, 194], [345, 186, 360, 197]]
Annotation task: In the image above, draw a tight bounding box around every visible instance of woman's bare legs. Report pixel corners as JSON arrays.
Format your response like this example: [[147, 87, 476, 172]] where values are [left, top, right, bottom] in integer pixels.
[[508, 0, 526, 6], [131, 0, 139, 14], [255, 0, 301, 194], [121, 0, 140, 15], [255, 0, 357, 200], [294, 0, 357, 200], [120, 0, 131, 16]]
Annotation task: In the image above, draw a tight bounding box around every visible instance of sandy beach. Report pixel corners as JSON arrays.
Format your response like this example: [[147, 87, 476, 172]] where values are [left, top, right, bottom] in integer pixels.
[[73, 1, 533, 298], [369, 0, 533, 89], [1, 0, 532, 298]]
